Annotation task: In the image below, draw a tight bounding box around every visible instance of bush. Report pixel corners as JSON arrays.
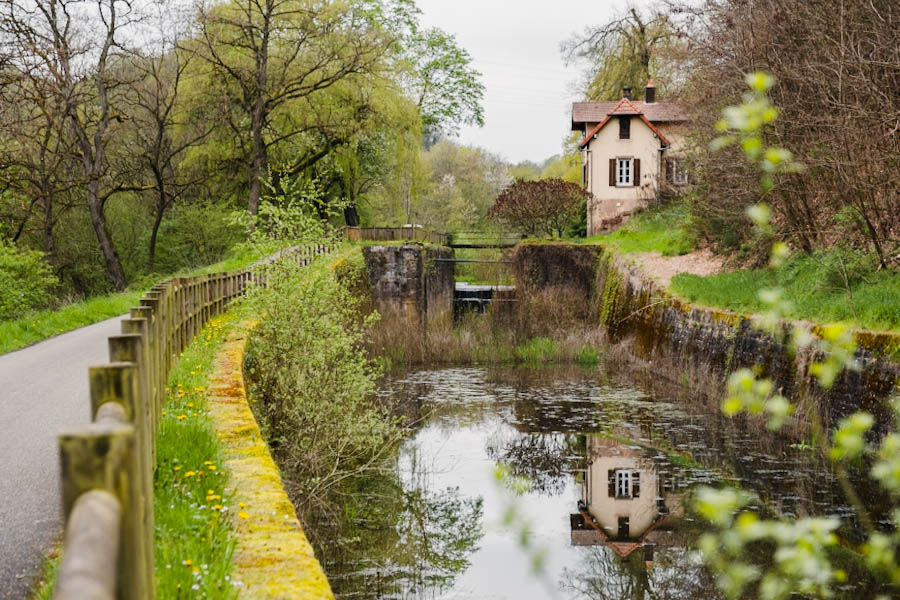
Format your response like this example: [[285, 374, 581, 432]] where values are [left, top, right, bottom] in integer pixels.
[[243, 256, 398, 509], [0, 239, 58, 320]]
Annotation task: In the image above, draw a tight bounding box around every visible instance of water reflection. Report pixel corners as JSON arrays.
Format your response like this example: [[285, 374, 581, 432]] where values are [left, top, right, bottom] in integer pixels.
[[297, 366, 878, 599]]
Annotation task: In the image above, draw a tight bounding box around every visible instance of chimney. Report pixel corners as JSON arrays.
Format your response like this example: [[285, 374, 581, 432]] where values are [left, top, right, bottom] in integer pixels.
[[622, 87, 632, 100], [645, 81, 656, 104]]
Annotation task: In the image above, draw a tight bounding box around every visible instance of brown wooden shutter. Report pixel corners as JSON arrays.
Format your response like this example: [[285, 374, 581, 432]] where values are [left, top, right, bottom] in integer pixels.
[[632, 471, 640, 498], [633, 158, 641, 185], [609, 159, 616, 186], [608, 470, 616, 497]]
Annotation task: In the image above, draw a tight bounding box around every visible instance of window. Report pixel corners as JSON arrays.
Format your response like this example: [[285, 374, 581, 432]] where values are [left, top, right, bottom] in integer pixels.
[[667, 157, 689, 185], [618, 116, 630, 139], [617, 158, 632, 186], [609, 157, 640, 187], [608, 469, 641, 499]]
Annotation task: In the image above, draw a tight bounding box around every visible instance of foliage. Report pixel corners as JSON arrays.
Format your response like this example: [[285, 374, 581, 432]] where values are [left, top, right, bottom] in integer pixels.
[[590, 201, 696, 255], [679, 0, 899, 265], [692, 74, 900, 600], [489, 179, 591, 237], [400, 25, 485, 137], [417, 140, 512, 230], [155, 313, 238, 598], [244, 256, 399, 510], [514, 337, 558, 364], [671, 249, 900, 332], [563, 7, 682, 101], [0, 239, 58, 320]]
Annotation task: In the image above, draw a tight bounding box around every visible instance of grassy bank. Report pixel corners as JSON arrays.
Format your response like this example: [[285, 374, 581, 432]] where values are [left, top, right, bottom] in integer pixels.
[[154, 311, 241, 598], [586, 203, 696, 256], [671, 251, 900, 332], [0, 245, 270, 356]]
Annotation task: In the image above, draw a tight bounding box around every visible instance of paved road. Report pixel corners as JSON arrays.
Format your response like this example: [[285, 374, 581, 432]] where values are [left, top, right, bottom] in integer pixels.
[[0, 316, 124, 599]]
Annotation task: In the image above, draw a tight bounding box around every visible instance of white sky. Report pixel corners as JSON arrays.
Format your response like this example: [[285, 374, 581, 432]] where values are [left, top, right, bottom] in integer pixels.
[[415, 0, 625, 165]]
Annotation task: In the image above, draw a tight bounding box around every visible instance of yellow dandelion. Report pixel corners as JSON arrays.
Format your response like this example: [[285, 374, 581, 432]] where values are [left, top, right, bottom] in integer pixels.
[[203, 461, 212, 465], [207, 465, 216, 471], [238, 512, 250, 520], [207, 489, 215, 495], [238, 502, 247, 508], [182, 559, 192, 566], [176, 415, 186, 421], [192, 568, 200, 575], [213, 504, 222, 511], [173, 466, 182, 472], [186, 402, 194, 408], [184, 471, 195, 478]]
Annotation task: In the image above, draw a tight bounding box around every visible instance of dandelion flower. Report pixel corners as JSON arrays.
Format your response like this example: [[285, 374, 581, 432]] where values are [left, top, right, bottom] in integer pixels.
[[238, 511, 250, 520]]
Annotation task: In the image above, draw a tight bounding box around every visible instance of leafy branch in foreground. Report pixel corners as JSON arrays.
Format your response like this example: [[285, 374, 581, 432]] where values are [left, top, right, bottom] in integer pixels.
[[694, 73, 900, 600]]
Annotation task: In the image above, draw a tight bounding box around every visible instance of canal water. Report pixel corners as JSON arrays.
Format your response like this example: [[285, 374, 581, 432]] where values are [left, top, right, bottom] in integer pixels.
[[303, 366, 882, 599]]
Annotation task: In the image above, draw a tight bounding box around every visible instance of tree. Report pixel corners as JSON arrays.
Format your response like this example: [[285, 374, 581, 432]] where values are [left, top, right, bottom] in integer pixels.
[[193, 0, 395, 216], [122, 13, 217, 273], [676, 0, 899, 265], [488, 179, 591, 237], [563, 6, 679, 101], [400, 26, 484, 138], [0, 0, 139, 290]]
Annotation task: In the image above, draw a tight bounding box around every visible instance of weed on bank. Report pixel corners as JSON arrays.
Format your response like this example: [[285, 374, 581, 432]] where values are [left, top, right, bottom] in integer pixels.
[[155, 312, 241, 599]]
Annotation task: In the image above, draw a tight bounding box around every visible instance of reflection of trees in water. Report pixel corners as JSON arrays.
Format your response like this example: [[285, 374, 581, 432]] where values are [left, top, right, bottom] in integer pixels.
[[486, 432, 583, 495], [302, 469, 483, 600], [560, 546, 719, 600]]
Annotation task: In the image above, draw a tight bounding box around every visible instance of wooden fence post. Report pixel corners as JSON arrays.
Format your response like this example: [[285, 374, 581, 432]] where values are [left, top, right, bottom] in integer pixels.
[[88, 363, 154, 599], [58, 421, 147, 600]]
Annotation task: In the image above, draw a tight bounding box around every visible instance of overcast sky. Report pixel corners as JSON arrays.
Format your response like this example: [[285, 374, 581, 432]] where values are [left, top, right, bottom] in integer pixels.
[[415, 0, 624, 165]]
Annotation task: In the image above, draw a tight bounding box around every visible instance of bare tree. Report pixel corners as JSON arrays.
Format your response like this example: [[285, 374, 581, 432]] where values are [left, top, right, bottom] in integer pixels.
[[0, 0, 140, 289]]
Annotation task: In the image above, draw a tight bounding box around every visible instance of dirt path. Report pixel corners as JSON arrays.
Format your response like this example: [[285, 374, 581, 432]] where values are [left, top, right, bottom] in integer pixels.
[[631, 248, 726, 288]]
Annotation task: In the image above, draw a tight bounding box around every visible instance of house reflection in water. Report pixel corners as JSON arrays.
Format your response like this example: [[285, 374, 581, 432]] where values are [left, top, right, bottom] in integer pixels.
[[571, 434, 684, 561]]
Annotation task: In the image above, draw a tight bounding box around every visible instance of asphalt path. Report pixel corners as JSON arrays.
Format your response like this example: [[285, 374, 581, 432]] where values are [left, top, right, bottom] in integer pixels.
[[0, 316, 124, 599]]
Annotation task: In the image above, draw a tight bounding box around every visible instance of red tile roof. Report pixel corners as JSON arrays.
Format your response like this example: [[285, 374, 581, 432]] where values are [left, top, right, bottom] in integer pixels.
[[578, 102, 671, 149], [572, 100, 688, 129]]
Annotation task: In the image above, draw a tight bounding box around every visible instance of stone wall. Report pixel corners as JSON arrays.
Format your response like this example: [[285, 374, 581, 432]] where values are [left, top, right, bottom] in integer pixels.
[[513, 242, 900, 431], [361, 244, 454, 324]]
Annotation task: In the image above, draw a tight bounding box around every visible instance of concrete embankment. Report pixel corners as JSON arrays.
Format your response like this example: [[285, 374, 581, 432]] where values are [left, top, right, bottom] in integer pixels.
[[207, 323, 334, 599], [512, 242, 900, 431]]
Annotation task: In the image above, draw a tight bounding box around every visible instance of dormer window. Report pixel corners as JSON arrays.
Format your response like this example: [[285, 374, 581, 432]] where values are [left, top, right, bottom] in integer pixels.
[[618, 116, 630, 139]]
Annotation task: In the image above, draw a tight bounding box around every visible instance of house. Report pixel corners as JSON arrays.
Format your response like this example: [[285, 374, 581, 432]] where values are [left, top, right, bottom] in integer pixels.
[[570, 433, 685, 560], [571, 83, 689, 235]]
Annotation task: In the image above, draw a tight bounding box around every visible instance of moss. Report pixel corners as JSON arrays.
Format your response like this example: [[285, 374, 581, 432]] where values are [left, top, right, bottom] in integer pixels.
[[207, 324, 335, 599]]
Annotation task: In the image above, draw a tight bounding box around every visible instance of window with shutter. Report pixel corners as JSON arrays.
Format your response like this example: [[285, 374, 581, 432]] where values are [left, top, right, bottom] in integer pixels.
[[616, 158, 633, 186], [608, 470, 616, 497], [632, 471, 640, 498]]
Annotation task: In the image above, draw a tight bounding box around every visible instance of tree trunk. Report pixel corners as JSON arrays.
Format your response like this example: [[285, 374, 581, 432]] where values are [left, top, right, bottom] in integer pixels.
[[86, 180, 127, 291]]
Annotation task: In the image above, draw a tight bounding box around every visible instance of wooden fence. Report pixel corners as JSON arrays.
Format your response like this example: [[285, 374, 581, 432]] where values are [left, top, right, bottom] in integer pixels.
[[344, 226, 449, 246], [53, 244, 330, 600]]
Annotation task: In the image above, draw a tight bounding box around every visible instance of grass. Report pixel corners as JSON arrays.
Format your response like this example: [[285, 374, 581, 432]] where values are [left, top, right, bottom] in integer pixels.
[[0, 244, 270, 356], [28, 545, 60, 600], [671, 250, 900, 332], [154, 311, 240, 599], [586, 202, 697, 256], [0, 290, 144, 355], [453, 247, 515, 285]]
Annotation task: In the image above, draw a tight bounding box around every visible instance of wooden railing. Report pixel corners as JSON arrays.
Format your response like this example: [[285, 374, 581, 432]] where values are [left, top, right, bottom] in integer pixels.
[[344, 226, 449, 246], [53, 244, 330, 600]]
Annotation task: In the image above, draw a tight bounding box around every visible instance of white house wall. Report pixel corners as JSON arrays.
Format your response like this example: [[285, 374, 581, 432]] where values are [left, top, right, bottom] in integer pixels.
[[583, 117, 681, 235]]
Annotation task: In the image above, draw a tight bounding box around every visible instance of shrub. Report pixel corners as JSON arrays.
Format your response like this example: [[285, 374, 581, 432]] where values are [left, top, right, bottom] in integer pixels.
[[0, 239, 58, 320], [243, 257, 398, 510]]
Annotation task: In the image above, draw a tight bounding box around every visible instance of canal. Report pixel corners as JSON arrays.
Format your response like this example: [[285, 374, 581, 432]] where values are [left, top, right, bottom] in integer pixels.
[[300, 366, 881, 599]]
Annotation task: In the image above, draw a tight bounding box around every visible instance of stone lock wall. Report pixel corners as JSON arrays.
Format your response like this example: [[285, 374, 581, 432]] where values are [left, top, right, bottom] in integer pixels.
[[361, 244, 454, 324], [513, 242, 900, 432]]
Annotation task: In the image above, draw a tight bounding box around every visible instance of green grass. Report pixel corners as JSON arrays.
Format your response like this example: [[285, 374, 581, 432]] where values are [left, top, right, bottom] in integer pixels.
[[671, 250, 900, 332], [154, 311, 240, 599], [514, 337, 558, 363], [453, 247, 515, 285], [0, 244, 270, 356], [0, 290, 144, 355], [28, 545, 60, 600], [586, 203, 697, 256]]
